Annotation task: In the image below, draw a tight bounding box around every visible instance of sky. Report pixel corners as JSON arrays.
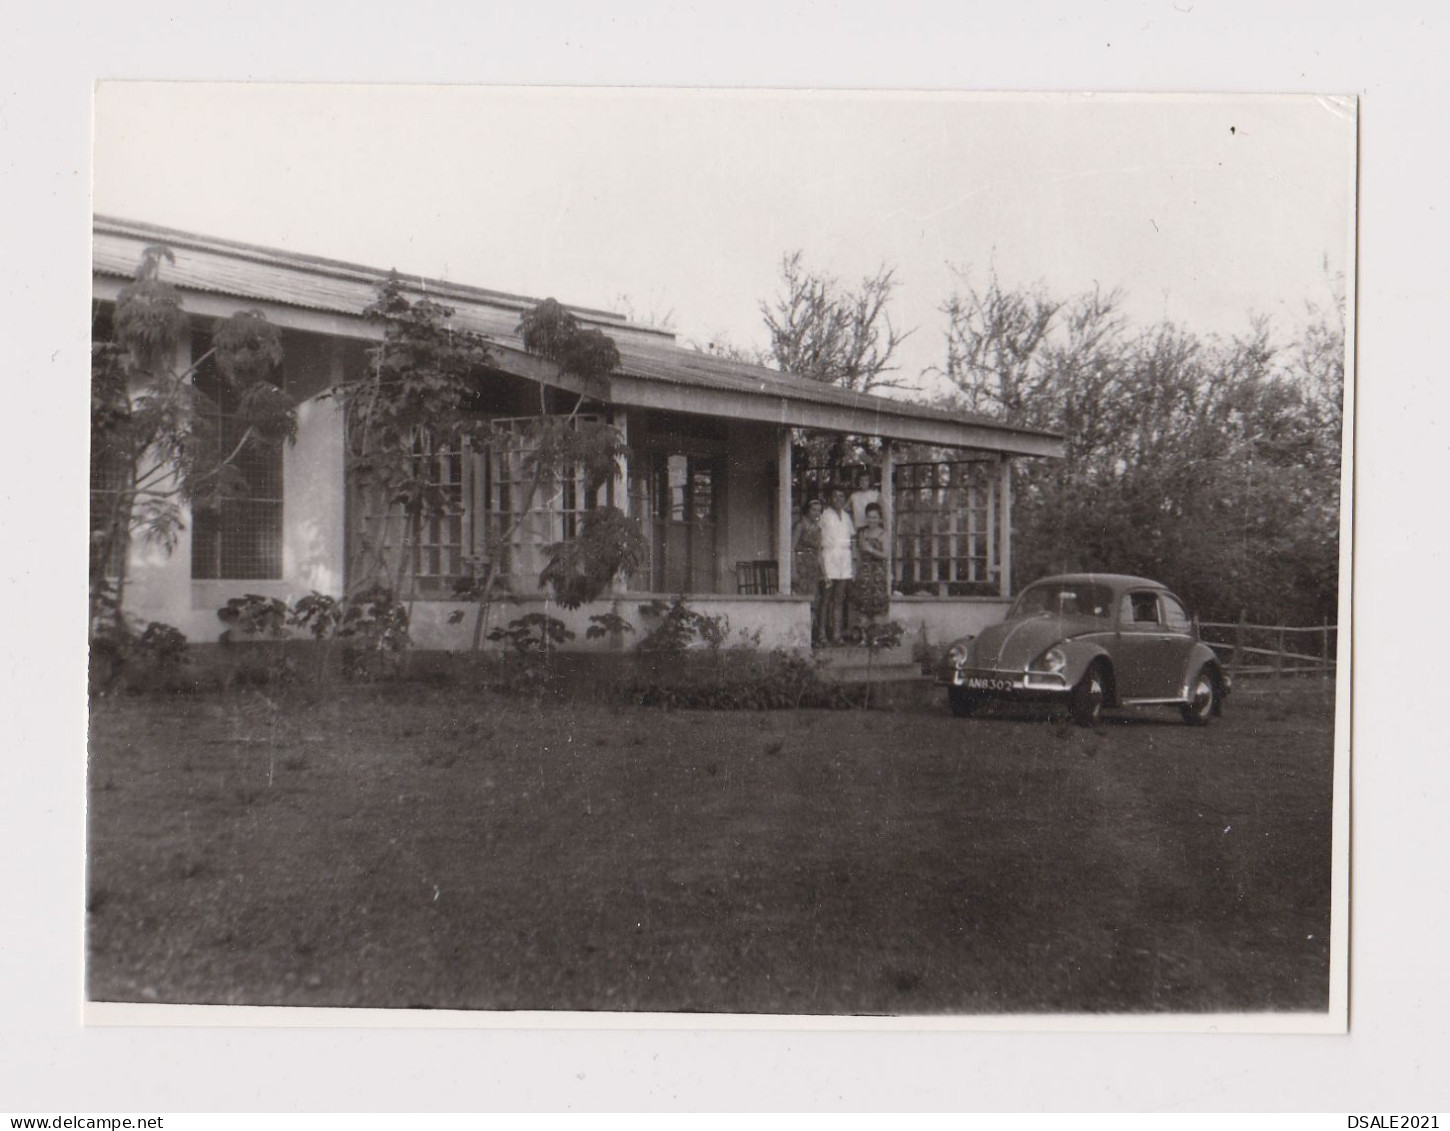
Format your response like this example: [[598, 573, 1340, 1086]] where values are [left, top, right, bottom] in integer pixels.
[[93, 84, 1355, 398]]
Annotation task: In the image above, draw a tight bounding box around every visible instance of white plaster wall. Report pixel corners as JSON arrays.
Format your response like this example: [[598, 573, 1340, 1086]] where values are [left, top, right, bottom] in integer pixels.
[[890, 597, 1013, 655], [282, 394, 347, 598], [120, 391, 348, 643]]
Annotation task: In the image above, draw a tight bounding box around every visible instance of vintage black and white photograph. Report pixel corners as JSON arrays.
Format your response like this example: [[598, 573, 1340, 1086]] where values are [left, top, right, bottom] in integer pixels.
[[85, 84, 1354, 1025]]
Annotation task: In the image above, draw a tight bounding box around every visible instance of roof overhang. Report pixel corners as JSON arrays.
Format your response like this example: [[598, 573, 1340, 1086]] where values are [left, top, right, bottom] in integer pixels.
[[94, 222, 1065, 459]]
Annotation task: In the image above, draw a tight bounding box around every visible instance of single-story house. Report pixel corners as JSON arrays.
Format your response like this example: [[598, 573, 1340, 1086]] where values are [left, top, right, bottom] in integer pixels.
[[92, 216, 1064, 652]]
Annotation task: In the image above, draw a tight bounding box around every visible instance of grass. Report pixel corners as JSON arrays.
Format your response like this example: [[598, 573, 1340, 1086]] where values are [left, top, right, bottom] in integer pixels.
[[86, 683, 1335, 1014]]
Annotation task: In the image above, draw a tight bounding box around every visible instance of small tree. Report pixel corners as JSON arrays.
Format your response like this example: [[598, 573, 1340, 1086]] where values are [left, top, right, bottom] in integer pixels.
[[329, 284, 641, 646], [90, 245, 297, 645], [327, 272, 497, 604]]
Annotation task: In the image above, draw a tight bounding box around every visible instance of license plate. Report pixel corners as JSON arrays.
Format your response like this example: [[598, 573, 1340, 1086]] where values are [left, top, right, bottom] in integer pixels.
[[960, 675, 1015, 692]]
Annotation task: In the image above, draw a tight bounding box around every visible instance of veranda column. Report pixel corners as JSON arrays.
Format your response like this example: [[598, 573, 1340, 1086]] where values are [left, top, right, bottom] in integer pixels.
[[879, 441, 895, 593], [998, 456, 1013, 598], [776, 427, 793, 595], [610, 408, 630, 596]]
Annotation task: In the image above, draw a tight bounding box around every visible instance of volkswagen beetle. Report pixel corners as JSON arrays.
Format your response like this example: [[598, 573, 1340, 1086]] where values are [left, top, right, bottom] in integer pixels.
[[936, 573, 1230, 726]]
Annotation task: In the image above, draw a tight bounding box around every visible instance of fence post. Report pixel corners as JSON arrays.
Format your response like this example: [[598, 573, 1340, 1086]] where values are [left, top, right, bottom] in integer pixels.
[[1276, 623, 1285, 683], [1234, 610, 1247, 679]]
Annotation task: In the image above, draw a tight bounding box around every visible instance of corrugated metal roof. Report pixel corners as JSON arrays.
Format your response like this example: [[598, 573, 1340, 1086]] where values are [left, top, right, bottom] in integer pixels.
[[93, 216, 1059, 444]]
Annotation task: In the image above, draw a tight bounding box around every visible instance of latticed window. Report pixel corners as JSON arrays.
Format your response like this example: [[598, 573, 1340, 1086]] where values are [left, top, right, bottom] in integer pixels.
[[352, 415, 614, 595], [477, 416, 610, 589], [190, 328, 284, 580], [892, 460, 997, 596]]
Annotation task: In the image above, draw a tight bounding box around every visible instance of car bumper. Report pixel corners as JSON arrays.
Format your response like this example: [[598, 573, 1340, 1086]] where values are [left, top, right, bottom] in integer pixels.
[[938, 666, 1072, 697]]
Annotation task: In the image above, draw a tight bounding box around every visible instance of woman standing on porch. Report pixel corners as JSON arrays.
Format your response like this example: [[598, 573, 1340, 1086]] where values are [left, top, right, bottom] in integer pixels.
[[792, 496, 826, 647], [852, 501, 891, 623]]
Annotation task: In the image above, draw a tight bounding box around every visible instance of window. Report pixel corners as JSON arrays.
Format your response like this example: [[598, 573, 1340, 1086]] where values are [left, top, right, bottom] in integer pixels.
[[1124, 592, 1162, 625], [1160, 593, 1192, 632], [643, 454, 719, 593], [892, 460, 996, 597], [352, 415, 613, 595], [1011, 582, 1113, 619], [190, 328, 285, 580]]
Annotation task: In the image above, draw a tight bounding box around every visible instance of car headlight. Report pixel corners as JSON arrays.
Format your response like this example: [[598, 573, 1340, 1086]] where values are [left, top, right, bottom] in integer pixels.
[[946, 641, 971, 667], [1031, 646, 1068, 674]]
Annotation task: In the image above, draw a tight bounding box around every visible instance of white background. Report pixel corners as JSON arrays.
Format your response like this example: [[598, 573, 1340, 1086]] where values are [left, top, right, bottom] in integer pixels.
[[2, 0, 1444, 1113]]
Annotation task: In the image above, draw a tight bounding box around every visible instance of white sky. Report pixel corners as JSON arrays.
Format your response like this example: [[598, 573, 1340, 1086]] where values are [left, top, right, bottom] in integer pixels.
[[93, 84, 1354, 394]]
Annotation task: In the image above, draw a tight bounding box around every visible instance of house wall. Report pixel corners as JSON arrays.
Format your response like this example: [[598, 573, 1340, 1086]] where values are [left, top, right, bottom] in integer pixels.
[[122, 373, 348, 643], [888, 596, 1013, 655]]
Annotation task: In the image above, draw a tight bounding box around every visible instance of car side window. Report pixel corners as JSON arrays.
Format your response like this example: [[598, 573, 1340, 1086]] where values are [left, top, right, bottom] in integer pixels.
[[1127, 592, 1161, 624], [1160, 594, 1192, 632]]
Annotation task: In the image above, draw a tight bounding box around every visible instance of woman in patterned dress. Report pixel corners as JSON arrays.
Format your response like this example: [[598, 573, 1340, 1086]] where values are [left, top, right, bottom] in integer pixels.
[[852, 501, 891, 622]]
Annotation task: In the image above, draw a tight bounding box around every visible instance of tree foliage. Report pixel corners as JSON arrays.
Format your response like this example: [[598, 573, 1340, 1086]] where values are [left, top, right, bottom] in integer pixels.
[[336, 284, 640, 638], [941, 272, 1346, 624], [90, 244, 297, 638]]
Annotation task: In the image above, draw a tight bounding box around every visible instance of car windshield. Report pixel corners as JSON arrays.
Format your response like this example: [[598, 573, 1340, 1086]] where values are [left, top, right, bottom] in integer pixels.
[[1010, 582, 1114, 620]]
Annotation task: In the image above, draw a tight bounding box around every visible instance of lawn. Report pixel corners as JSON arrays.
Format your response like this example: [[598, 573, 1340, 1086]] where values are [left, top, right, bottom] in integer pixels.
[[86, 683, 1336, 1015]]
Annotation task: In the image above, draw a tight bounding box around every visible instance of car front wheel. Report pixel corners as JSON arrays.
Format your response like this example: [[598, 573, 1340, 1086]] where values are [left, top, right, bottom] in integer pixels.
[[1070, 663, 1107, 727], [1181, 666, 1218, 726], [948, 686, 979, 718]]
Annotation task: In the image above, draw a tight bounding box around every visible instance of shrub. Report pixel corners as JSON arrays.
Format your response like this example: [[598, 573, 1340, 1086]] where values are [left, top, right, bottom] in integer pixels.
[[335, 586, 411, 681], [487, 612, 575, 656], [618, 648, 865, 711], [217, 594, 289, 642], [637, 596, 729, 654], [89, 615, 190, 694]]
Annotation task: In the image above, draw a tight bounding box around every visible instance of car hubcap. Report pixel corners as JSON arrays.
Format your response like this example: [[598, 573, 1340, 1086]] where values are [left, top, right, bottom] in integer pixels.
[[1087, 677, 1103, 718], [1192, 677, 1213, 716]]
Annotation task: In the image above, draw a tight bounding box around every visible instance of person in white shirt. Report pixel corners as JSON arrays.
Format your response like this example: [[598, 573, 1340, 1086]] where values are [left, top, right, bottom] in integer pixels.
[[818, 485, 856, 645], [847, 465, 881, 530]]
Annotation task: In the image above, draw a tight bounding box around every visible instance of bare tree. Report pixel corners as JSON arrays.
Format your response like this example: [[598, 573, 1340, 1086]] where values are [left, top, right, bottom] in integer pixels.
[[939, 269, 1342, 624], [761, 251, 914, 394], [940, 268, 1063, 417]]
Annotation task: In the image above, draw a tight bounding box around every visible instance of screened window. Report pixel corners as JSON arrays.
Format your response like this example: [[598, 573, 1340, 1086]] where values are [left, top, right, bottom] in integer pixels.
[[190, 328, 284, 580]]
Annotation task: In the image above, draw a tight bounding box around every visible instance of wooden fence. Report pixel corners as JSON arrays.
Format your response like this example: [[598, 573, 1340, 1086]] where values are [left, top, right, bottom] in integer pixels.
[[1198, 617, 1339, 681]]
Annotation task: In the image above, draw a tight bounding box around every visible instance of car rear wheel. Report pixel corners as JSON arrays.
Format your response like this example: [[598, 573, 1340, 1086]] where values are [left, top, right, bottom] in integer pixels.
[[948, 686, 979, 718], [1070, 663, 1107, 727], [1180, 666, 1218, 726]]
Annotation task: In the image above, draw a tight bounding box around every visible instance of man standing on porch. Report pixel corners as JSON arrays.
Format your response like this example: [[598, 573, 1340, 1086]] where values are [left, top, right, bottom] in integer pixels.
[[819, 485, 856, 646]]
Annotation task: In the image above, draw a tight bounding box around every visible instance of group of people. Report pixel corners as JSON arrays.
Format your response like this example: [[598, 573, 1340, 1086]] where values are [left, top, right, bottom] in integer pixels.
[[791, 481, 891, 648]]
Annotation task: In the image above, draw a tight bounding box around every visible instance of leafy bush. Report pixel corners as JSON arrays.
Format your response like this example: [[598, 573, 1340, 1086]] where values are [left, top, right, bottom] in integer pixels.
[[335, 586, 411, 681], [289, 591, 344, 640], [586, 611, 635, 642], [618, 648, 865, 711], [217, 594, 290, 642], [89, 614, 190, 694], [637, 596, 729, 653], [487, 612, 575, 656]]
